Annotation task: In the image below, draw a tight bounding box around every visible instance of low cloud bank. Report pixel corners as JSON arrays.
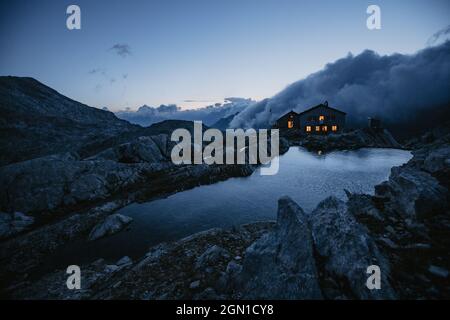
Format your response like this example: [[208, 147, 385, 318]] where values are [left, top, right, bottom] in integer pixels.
[[116, 98, 254, 127], [230, 41, 450, 133]]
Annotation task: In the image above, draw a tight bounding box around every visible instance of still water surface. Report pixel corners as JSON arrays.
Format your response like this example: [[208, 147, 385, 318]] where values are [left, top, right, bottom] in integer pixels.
[[48, 147, 412, 266]]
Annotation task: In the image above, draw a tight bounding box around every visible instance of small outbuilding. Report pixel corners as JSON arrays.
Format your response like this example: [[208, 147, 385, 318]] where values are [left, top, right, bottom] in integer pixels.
[[274, 110, 300, 130]]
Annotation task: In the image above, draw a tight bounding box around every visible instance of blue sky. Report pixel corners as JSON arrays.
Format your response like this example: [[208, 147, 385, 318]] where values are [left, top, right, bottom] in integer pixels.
[[0, 0, 449, 111]]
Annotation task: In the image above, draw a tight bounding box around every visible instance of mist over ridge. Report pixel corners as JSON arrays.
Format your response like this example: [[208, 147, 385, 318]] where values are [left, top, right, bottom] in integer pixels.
[[230, 41, 450, 135]]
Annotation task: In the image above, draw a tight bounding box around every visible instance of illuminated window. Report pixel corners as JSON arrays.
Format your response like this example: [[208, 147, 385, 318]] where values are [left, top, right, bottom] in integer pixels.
[[315, 126, 320, 132], [306, 126, 311, 132], [322, 126, 328, 132], [319, 115, 325, 121], [287, 120, 294, 128], [332, 125, 338, 132]]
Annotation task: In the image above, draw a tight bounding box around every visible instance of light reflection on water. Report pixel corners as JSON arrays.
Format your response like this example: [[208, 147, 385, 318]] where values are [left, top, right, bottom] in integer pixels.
[[49, 147, 412, 264]]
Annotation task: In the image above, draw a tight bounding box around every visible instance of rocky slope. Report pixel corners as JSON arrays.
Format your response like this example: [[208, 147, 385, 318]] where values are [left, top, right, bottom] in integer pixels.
[[0, 77, 210, 166], [0, 77, 148, 166], [0, 77, 290, 294], [0, 131, 289, 293], [5, 127, 448, 299]]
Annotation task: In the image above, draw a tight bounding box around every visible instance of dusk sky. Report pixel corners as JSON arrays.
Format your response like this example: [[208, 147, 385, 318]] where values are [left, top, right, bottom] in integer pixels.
[[0, 0, 449, 111]]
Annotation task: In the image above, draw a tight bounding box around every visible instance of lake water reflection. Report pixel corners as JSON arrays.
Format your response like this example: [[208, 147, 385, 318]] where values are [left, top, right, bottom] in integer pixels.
[[46, 147, 411, 268]]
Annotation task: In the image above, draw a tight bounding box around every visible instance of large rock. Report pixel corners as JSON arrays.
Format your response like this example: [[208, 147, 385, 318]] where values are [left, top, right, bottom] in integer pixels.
[[0, 153, 146, 215], [310, 196, 395, 299], [422, 145, 450, 174], [375, 166, 448, 220], [237, 196, 322, 299], [88, 136, 167, 163], [150, 134, 177, 159], [88, 213, 133, 241]]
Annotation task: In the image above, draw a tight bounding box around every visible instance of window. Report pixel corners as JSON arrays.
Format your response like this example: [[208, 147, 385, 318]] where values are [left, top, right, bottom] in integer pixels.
[[319, 115, 325, 121], [332, 125, 338, 132], [322, 125, 328, 132], [287, 120, 294, 129], [315, 126, 320, 132], [306, 126, 311, 132]]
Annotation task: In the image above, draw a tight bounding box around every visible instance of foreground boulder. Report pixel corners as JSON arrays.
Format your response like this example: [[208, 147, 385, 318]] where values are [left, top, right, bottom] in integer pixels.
[[375, 166, 447, 220], [310, 196, 396, 299], [237, 196, 322, 299]]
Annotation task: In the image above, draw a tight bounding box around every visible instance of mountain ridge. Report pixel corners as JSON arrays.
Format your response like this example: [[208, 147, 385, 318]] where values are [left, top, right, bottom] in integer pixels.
[[0, 76, 143, 165]]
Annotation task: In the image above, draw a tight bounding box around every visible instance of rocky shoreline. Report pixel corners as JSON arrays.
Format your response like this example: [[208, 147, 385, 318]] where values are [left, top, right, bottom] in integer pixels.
[[282, 127, 403, 152], [0, 132, 289, 293], [2, 126, 448, 300]]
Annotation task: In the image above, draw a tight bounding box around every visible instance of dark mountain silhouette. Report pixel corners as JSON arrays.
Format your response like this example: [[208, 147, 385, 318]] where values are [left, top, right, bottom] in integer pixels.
[[0, 76, 147, 165], [0, 77, 209, 166]]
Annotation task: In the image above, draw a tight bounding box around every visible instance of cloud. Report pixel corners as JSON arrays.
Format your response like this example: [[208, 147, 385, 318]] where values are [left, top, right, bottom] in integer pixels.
[[230, 40, 450, 134], [88, 68, 106, 75], [116, 98, 255, 127], [156, 104, 179, 113], [88, 68, 99, 74], [110, 44, 132, 58], [94, 84, 102, 92], [427, 25, 450, 46]]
